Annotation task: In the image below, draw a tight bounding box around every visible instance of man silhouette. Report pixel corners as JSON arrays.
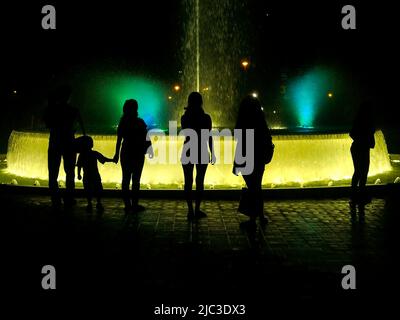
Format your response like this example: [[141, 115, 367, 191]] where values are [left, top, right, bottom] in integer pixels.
[[44, 85, 85, 207]]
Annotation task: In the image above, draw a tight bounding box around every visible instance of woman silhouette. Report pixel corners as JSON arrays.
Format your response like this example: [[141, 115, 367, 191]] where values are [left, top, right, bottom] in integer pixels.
[[233, 95, 273, 229], [114, 99, 153, 213], [181, 92, 216, 220], [350, 101, 375, 204]]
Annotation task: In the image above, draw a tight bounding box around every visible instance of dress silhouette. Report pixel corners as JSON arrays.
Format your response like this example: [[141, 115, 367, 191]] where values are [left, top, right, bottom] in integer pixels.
[[77, 136, 114, 212], [180, 92, 216, 220], [233, 95, 273, 229], [43, 85, 85, 207], [114, 99, 153, 213], [350, 101, 375, 204]]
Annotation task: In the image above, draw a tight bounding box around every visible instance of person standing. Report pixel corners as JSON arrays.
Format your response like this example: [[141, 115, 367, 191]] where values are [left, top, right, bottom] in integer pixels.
[[114, 99, 153, 213], [233, 95, 273, 229], [44, 85, 85, 208], [77, 136, 114, 212], [350, 101, 375, 205], [181, 92, 216, 220]]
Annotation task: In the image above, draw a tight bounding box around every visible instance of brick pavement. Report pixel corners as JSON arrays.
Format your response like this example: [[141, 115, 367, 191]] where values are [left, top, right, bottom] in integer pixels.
[[2, 193, 399, 315]]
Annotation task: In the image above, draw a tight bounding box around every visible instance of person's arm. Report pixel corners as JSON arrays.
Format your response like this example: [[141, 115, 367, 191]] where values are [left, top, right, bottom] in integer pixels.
[[77, 155, 82, 180], [104, 156, 115, 163], [114, 134, 122, 163], [146, 134, 154, 159], [97, 152, 114, 164], [113, 120, 123, 163], [208, 116, 216, 164], [141, 120, 153, 158]]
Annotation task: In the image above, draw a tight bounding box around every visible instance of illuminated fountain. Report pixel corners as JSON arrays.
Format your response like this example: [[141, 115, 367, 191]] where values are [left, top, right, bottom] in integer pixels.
[[7, 130, 392, 188], [175, 0, 250, 127], [3, 1, 394, 188]]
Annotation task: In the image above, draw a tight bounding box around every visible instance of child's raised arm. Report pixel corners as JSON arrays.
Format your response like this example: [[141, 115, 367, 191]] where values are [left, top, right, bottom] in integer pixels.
[[96, 152, 115, 164]]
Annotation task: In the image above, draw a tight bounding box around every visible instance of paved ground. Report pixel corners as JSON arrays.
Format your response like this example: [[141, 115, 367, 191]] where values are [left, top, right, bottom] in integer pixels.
[[2, 191, 399, 317]]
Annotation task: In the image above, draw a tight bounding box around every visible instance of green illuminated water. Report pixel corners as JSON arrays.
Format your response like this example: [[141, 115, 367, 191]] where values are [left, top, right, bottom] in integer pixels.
[[287, 67, 341, 128], [77, 71, 167, 128]]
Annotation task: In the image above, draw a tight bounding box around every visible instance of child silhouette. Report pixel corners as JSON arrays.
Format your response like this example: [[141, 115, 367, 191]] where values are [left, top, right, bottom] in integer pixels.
[[77, 136, 114, 212]]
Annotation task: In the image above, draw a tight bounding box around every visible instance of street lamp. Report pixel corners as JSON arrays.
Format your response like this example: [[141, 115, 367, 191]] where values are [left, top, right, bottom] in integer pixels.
[[241, 60, 250, 70]]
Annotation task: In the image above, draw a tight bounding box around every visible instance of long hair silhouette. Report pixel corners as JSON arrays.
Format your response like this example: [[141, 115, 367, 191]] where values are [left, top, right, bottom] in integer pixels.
[[184, 92, 204, 115]]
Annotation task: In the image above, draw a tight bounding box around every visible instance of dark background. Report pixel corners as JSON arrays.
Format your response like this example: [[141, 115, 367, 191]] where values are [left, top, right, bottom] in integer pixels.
[[1, 0, 399, 152], [1, 2, 399, 315]]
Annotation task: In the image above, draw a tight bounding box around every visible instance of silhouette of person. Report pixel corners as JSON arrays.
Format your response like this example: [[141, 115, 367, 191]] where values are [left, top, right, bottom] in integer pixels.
[[77, 136, 114, 212], [113, 99, 153, 213], [350, 101, 375, 204], [43, 85, 85, 207], [180, 92, 216, 220], [233, 95, 273, 229]]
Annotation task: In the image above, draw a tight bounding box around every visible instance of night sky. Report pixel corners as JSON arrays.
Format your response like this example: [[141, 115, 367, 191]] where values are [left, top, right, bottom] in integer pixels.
[[1, 1, 399, 152]]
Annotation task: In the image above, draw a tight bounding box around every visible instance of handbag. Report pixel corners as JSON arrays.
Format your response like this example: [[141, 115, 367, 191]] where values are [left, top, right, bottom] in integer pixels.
[[265, 143, 275, 164], [238, 187, 251, 216]]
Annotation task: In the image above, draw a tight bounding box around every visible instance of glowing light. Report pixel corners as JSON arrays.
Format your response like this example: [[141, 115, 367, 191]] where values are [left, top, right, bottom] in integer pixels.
[[273, 110, 277, 114], [288, 67, 333, 127], [270, 126, 288, 130], [7, 130, 392, 188], [251, 92, 258, 98], [13, 90, 17, 94], [241, 60, 249, 69], [173, 85, 181, 92], [203, 87, 209, 91], [81, 72, 167, 127], [168, 96, 173, 100], [328, 92, 333, 98]]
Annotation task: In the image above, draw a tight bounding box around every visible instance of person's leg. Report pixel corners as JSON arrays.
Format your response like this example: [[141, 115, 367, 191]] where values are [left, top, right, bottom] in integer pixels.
[[194, 164, 208, 217], [48, 146, 62, 206], [350, 145, 361, 201], [63, 146, 77, 206], [253, 166, 266, 223], [83, 179, 93, 212], [121, 159, 132, 211], [358, 148, 370, 201], [243, 173, 257, 222], [182, 164, 194, 217], [95, 180, 104, 212], [240, 173, 259, 230], [131, 155, 145, 211]]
